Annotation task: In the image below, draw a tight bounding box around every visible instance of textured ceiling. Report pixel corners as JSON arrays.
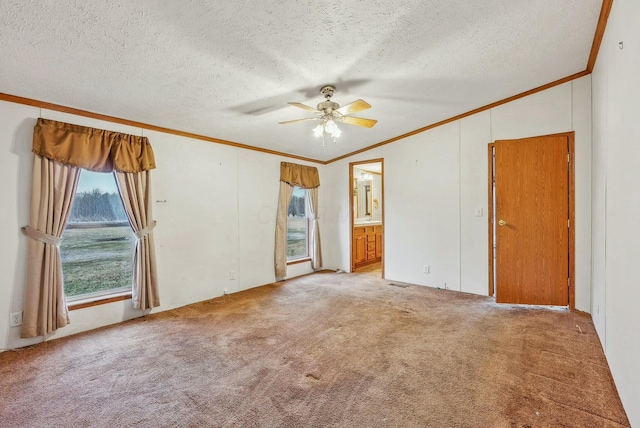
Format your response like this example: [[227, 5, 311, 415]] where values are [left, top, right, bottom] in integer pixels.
[[0, 0, 602, 162]]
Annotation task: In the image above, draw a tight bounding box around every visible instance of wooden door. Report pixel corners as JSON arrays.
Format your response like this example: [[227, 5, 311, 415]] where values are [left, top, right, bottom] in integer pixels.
[[494, 135, 570, 306]]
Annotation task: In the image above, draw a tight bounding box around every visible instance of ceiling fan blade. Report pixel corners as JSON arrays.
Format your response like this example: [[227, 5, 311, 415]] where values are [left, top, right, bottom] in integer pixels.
[[288, 102, 318, 112], [278, 117, 320, 125], [341, 116, 377, 128], [335, 99, 371, 115]]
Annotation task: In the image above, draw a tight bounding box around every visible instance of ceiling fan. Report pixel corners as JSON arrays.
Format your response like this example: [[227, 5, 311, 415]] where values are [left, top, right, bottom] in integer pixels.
[[279, 85, 377, 144]]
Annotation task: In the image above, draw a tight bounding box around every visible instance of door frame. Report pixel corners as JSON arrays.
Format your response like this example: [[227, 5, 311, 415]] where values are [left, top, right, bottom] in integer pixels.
[[487, 132, 575, 309], [349, 158, 385, 276]]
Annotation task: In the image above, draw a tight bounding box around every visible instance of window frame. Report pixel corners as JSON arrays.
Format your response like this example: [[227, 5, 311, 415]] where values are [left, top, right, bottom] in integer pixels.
[[67, 291, 132, 311], [286, 186, 311, 263], [61, 169, 135, 307]]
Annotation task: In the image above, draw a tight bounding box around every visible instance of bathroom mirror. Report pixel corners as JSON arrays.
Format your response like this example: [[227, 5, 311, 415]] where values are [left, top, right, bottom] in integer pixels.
[[355, 180, 372, 218]]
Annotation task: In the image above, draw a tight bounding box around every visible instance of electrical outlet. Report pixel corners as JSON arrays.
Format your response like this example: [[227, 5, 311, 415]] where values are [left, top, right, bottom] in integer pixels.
[[10, 311, 22, 327], [223, 288, 229, 295], [423, 265, 430, 274], [229, 270, 236, 280]]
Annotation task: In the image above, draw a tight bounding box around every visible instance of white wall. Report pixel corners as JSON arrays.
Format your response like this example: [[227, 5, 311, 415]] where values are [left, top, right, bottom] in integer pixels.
[[0, 102, 316, 351], [323, 77, 592, 311], [591, 0, 640, 424], [385, 122, 461, 289]]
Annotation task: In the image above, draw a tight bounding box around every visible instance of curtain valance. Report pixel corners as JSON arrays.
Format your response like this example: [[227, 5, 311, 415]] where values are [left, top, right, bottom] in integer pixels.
[[280, 162, 319, 189], [32, 118, 156, 173]]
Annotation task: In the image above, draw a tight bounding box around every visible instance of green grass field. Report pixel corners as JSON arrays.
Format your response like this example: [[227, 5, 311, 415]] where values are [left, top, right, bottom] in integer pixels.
[[60, 225, 134, 297], [287, 217, 308, 259]]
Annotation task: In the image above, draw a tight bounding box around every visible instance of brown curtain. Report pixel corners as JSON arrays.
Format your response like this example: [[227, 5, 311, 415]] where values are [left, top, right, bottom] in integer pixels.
[[32, 118, 155, 172], [274, 181, 295, 280], [21, 118, 158, 338], [115, 171, 159, 310], [280, 162, 320, 188], [274, 162, 321, 280], [20, 155, 81, 338]]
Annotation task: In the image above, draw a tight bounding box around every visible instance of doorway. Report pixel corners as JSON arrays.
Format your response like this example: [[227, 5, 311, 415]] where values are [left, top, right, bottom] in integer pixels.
[[350, 159, 384, 276], [488, 133, 575, 308]]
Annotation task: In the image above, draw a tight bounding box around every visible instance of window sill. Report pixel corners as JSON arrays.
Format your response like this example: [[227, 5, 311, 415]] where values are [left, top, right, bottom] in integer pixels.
[[68, 291, 132, 311], [287, 257, 311, 266]]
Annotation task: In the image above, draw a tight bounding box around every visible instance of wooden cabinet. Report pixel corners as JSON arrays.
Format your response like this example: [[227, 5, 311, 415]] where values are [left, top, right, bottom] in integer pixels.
[[352, 224, 383, 269], [375, 229, 383, 258], [353, 232, 366, 264]]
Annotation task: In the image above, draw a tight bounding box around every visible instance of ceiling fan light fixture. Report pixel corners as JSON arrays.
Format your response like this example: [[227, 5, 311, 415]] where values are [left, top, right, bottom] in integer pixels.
[[312, 120, 342, 138], [324, 119, 338, 135], [312, 124, 324, 137]]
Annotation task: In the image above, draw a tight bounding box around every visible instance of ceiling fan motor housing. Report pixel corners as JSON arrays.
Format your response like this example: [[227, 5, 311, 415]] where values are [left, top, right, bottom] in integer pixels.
[[317, 100, 340, 113]]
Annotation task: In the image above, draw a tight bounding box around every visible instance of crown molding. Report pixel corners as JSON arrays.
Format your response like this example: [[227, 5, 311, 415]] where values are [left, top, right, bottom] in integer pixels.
[[587, 0, 614, 72], [325, 70, 590, 164], [0, 92, 326, 165]]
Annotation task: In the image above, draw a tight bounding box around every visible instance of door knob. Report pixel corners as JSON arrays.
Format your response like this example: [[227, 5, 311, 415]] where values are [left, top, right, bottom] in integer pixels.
[[498, 219, 507, 227]]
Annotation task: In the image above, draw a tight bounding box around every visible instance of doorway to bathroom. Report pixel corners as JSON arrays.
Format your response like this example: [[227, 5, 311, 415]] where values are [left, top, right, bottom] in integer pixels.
[[350, 159, 384, 276]]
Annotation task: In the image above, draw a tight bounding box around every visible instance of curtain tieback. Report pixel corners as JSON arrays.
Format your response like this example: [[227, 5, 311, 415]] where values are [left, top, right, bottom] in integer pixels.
[[21, 226, 61, 246], [134, 220, 157, 239]]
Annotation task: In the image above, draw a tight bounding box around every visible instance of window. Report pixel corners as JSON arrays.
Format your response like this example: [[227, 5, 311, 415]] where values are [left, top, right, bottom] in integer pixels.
[[60, 170, 134, 299], [286, 186, 309, 261]]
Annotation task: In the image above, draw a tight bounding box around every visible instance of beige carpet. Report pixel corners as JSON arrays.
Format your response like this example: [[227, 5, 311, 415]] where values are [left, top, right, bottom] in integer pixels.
[[0, 271, 629, 427]]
